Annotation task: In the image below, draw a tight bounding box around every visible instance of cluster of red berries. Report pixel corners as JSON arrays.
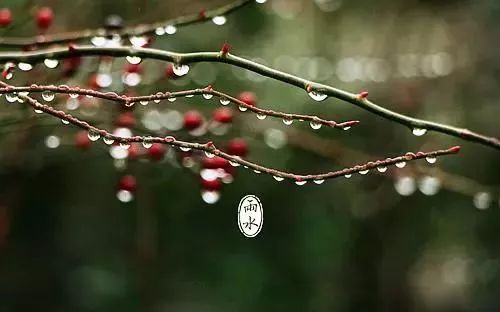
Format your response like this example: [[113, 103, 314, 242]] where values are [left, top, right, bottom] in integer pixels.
[[0, 7, 54, 29]]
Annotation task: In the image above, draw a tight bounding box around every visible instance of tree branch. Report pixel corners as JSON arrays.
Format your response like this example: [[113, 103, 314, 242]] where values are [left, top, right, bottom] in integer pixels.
[[0, 0, 254, 47], [0, 84, 359, 129], [0, 81, 460, 183], [1, 45, 497, 150]]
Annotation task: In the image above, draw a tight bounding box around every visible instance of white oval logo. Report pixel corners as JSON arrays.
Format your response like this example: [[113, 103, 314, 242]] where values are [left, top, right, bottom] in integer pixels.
[[238, 195, 263, 238]]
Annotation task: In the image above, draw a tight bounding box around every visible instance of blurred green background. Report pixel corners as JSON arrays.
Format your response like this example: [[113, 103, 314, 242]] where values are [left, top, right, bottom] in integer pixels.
[[1, 0, 500, 311]]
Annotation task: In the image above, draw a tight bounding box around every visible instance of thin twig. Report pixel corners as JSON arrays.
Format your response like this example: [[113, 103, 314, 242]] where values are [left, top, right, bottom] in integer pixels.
[[0, 85, 359, 129], [0, 0, 254, 47], [0, 45, 497, 150], [0, 81, 460, 183]]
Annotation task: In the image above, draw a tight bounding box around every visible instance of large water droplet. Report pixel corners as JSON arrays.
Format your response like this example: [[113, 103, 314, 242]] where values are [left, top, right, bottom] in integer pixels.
[[418, 176, 441, 196], [394, 176, 416, 196], [164, 25, 177, 35], [103, 136, 115, 145], [256, 114, 266, 120], [155, 27, 165, 36], [172, 64, 189, 76], [126, 56, 142, 65], [142, 137, 153, 149], [43, 59, 59, 69], [180, 146, 191, 152], [96, 73, 112, 88], [256, 0, 267, 3], [5, 93, 18, 103], [426, 156, 437, 164], [395, 161, 406, 168], [377, 166, 388, 173], [87, 130, 101, 141], [282, 119, 293, 125], [18, 62, 33, 71], [140, 100, 148, 106], [295, 180, 307, 186], [359, 170, 369, 175], [203, 93, 213, 100], [473, 192, 491, 210], [212, 16, 227, 25], [238, 106, 248, 112], [412, 128, 427, 136], [344, 174, 352, 178], [42, 91, 55, 102], [310, 121, 322, 130], [219, 97, 230, 105], [45, 135, 60, 149], [201, 190, 220, 204], [308, 90, 327, 102]]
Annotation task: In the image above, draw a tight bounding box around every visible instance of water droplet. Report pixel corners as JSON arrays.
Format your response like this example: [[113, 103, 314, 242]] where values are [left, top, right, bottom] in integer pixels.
[[69, 93, 79, 99], [34, 108, 43, 114], [238, 106, 248, 112], [155, 27, 165, 35], [308, 90, 328, 102], [42, 91, 55, 102], [126, 56, 142, 65], [313, 179, 325, 184], [253, 170, 261, 174], [61, 119, 69, 125], [142, 137, 153, 148], [139, 100, 148, 106], [18, 62, 33, 71], [167, 97, 176, 102], [273, 176, 284, 181], [377, 166, 388, 173], [172, 64, 189, 76], [359, 170, 369, 175], [180, 146, 191, 152], [125, 102, 135, 107], [395, 161, 406, 168], [412, 128, 427, 136], [96, 73, 112, 87], [282, 119, 293, 125], [4, 72, 13, 80], [310, 121, 322, 130], [43, 59, 59, 69], [203, 93, 213, 100], [87, 130, 101, 141], [474, 192, 491, 210], [343, 126, 351, 131], [129, 36, 148, 47], [119, 141, 131, 149], [45, 135, 60, 149], [185, 94, 194, 98], [418, 176, 441, 196], [91, 36, 107, 47], [164, 25, 177, 34], [219, 97, 230, 105], [229, 160, 240, 167], [344, 174, 352, 179], [295, 180, 307, 186], [5, 93, 18, 103], [212, 16, 227, 25], [205, 151, 215, 158], [117, 190, 133, 203], [426, 156, 437, 164], [256, 0, 267, 3], [103, 137, 115, 145]]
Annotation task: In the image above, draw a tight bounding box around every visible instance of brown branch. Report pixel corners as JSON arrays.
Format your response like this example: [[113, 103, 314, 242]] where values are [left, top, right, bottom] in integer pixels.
[[0, 45, 497, 150], [0, 81, 461, 183], [0, 0, 255, 47], [0, 85, 359, 129]]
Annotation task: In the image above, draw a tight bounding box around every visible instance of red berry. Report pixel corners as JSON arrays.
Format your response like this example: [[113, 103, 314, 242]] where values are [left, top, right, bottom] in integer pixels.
[[201, 178, 221, 191], [127, 143, 141, 160], [147, 143, 166, 161], [0, 9, 12, 27], [220, 41, 231, 56], [183, 110, 203, 130], [35, 7, 54, 29], [125, 63, 142, 74], [212, 107, 233, 124], [74, 130, 92, 150], [227, 138, 248, 157], [202, 156, 229, 169], [115, 111, 136, 128], [238, 91, 257, 107], [119, 175, 137, 192]]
